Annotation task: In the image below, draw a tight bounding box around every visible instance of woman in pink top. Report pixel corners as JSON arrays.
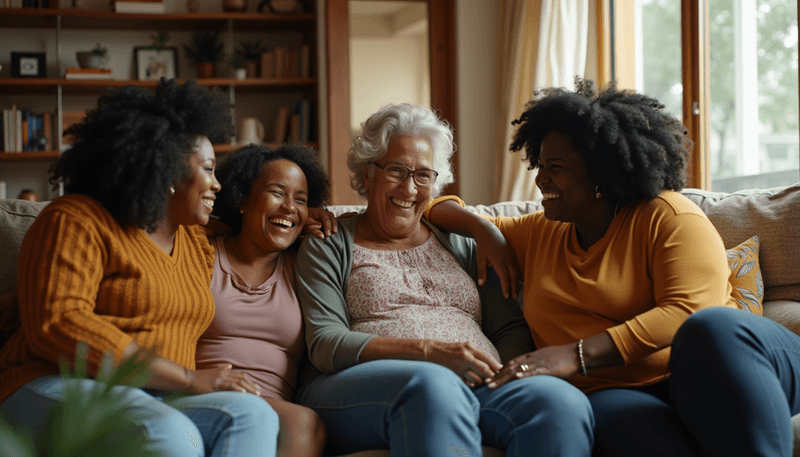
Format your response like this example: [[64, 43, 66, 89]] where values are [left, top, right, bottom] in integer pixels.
[[195, 144, 331, 457]]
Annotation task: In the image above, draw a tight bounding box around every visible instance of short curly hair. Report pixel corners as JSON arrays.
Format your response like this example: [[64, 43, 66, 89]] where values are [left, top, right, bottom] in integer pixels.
[[213, 144, 330, 235], [348, 103, 455, 198], [51, 78, 234, 231], [510, 77, 691, 207]]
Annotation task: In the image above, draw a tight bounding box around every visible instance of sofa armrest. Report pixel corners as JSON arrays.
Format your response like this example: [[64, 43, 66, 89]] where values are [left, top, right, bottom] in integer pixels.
[[763, 300, 800, 337]]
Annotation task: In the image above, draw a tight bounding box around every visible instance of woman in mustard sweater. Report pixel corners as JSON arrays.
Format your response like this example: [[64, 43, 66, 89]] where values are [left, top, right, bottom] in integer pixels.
[[427, 78, 800, 456], [0, 79, 279, 456]]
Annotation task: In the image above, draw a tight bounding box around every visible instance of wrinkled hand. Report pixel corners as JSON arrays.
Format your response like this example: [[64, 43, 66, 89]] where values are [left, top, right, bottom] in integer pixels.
[[474, 221, 521, 299], [423, 340, 503, 388], [188, 364, 261, 396], [304, 207, 340, 239], [487, 344, 579, 389]]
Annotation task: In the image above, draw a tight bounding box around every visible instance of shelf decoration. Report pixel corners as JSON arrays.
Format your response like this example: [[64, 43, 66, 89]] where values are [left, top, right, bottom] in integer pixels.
[[135, 47, 178, 80], [76, 43, 107, 69], [11, 52, 46, 78], [184, 30, 223, 79]]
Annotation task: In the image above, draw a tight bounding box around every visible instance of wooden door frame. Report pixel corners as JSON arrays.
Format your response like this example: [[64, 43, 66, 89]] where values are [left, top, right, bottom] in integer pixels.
[[325, 0, 458, 204]]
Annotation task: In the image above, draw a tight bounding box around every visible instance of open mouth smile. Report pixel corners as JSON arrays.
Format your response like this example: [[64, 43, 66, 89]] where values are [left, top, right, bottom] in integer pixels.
[[390, 197, 414, 208], [269, 217, 295, 228]]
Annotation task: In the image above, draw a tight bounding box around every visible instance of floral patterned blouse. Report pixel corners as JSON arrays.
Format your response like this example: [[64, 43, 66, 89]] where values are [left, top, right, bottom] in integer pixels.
[[346, 234, 501, 362]]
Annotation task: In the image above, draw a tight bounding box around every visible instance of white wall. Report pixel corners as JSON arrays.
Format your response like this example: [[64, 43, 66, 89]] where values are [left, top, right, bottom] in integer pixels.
[[455, 0, 498, 204], [349, 35, 429, 132]]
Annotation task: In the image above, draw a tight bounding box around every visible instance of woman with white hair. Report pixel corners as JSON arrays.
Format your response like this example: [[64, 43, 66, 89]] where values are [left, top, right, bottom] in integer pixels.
[[294, 103, 594, 456]]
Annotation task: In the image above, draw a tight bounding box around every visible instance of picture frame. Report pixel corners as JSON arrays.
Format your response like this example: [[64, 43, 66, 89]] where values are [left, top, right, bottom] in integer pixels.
[[11, 52, 46, 78], [134, 47, 178, 81]]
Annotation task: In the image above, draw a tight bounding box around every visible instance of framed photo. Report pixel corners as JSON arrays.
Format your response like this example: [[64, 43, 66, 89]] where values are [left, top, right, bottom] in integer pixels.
[[11, 52, 46, 78], [134, 47, 178, 81]]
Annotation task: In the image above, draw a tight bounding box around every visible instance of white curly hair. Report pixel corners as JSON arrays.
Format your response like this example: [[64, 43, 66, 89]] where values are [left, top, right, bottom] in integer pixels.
[[347, 103, 455, 198]]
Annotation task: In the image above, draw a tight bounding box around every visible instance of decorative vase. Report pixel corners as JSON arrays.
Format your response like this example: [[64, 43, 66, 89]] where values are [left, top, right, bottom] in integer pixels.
[[234, 68, 247, 80], [186, 0, 199, 12], [222, 0, 247, 12], [259, 0, 301, 13], [76, 52, 103, 69], [196, 62, 216, 79]]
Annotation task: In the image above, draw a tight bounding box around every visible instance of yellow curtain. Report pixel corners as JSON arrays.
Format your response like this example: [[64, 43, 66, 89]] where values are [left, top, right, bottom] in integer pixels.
[[494, 0, 589, 202]]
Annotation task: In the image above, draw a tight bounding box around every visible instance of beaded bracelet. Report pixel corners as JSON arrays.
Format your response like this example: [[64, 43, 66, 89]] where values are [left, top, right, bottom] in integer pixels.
[[578, 339, 588, 378]]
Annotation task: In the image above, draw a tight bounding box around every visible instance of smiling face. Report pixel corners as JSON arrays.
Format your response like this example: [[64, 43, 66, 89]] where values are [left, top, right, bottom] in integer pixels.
[[239, 159, 309, 254], [535, 131, 605, 225], [169, 136, 220, 227], [363, 135, 434, 241]]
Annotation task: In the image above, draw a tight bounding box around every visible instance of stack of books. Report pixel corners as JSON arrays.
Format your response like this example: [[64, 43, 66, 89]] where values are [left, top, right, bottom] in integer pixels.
[[113, 0, 165, 14], [64, 68, 113, 80], [2, 105, 55, 153]]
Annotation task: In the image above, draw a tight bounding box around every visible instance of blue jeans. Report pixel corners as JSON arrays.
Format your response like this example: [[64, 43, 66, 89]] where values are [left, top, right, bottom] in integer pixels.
[[295, 360, 594, 457], [590, 307, 800, 457], [670, 307, 800, 457], [0, 375, 279, 457]]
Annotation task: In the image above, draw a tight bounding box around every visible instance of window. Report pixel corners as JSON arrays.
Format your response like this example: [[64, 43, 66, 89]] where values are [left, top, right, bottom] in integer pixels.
[[611, 0, 799, 191]]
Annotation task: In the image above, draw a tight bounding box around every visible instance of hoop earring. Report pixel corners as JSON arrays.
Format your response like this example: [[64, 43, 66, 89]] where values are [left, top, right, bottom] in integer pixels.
[[595, 186, 602, 199], [169, 186, 176, 196]]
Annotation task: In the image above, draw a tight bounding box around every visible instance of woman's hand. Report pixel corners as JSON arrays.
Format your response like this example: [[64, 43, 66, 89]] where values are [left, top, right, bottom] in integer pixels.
[[487, 344, 579, 389], [474, 220, 521, 299], [304, 207, 339, 239], [187, 364, 261, 396], [423, 340, 503, 388]]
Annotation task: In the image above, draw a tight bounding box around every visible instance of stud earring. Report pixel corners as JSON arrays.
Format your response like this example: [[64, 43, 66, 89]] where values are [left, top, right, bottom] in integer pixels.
[[240, 208, 244, 214], [595, 186, 602, 199], [169, 186, 175, 196]]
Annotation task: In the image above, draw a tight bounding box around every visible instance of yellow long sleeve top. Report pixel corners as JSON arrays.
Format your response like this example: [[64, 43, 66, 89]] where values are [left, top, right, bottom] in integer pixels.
[[431, 191, 736, 392], [0, 194, 216, 402]]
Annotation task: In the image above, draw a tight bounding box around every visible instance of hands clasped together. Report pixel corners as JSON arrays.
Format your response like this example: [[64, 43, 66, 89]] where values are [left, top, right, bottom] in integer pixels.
[[428, 339, 582, 389]]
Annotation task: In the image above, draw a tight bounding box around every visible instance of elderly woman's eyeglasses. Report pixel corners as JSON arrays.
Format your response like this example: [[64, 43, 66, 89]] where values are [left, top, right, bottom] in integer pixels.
[[371, 161, 439, 187]]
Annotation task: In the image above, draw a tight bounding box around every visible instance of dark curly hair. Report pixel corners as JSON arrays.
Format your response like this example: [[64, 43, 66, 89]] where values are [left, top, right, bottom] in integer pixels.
[[213, 144, 330, 234], [50, 78, 234, 231], [510, 77, 691, 207]]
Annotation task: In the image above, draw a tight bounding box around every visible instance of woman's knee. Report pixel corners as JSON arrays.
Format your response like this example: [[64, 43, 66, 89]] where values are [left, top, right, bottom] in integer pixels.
[[400, 362, 477, 412], [510, 376, 593, 426]]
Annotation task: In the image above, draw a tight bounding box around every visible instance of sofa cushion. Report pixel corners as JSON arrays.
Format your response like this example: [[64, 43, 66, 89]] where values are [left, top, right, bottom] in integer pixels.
[[727, 236, 763, 315], [0, 199, 50, 295], [681, 184, 800, 303]]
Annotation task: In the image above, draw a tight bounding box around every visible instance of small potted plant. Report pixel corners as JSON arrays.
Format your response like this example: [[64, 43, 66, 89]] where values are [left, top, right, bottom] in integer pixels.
[[230, 53, 247, 80], [236, 40, 266, 78], [183, 30, 223, 79], [76, 43, 108, 69]]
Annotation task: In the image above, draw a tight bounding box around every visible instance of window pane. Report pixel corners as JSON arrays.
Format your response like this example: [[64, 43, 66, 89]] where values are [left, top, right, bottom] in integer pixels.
[[708, 0, 799, 191], [636, 0, 683, 120]]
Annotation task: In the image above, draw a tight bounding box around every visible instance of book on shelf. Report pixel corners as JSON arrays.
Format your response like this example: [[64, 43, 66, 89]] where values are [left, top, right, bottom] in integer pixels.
[[299, 44, 310, 78], [273, 106, 291, 144], [260, 51, 275, 79], [65, 67, 114, 80], [2, 106, 54, 153], [289, 114, 300, 143], [293, 98, 311, 144], [113, 0, 165, 13]]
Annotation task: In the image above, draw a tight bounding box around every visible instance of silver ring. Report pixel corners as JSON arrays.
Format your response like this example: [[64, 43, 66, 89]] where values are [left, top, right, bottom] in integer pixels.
[[519, 364, 529, 372]]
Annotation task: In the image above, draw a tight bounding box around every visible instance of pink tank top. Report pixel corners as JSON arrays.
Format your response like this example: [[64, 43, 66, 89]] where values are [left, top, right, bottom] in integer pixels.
[[196, 236, 304, 401]]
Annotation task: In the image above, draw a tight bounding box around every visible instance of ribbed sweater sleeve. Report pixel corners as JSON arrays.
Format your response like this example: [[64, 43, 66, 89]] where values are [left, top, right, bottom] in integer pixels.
[[0, 195, 215, 402]]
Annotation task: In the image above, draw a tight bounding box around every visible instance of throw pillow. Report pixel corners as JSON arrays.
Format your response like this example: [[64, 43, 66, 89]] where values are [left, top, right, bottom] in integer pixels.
[[727, 236, 763, 315]]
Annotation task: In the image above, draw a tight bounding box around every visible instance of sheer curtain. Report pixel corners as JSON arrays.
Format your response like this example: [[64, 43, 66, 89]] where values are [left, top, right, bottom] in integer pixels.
[[494, 0, 589, 202]]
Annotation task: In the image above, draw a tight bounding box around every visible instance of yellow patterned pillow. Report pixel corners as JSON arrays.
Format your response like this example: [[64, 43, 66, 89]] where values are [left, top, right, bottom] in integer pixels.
[[727, 236, 763, 315]]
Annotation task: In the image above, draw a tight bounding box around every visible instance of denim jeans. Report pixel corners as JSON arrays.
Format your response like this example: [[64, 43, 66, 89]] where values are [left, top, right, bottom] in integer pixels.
[[295, 359, 594, 457], [670, 307, 800, 457], [0, 375, 279, 457], [590, 307, 800, 457]]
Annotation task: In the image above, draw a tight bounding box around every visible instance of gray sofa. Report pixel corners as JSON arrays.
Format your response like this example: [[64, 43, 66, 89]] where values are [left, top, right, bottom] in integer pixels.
[[1, 183, 799, 456]]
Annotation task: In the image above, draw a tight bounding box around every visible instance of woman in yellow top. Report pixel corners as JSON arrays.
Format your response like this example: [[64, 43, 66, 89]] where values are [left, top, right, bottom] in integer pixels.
[[427, 78, 800, 456], [0, 79, 278, 456]]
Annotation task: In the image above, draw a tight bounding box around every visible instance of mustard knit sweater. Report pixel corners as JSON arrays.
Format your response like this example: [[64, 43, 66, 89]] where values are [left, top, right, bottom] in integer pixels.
[[0, 195, 216, 403]]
